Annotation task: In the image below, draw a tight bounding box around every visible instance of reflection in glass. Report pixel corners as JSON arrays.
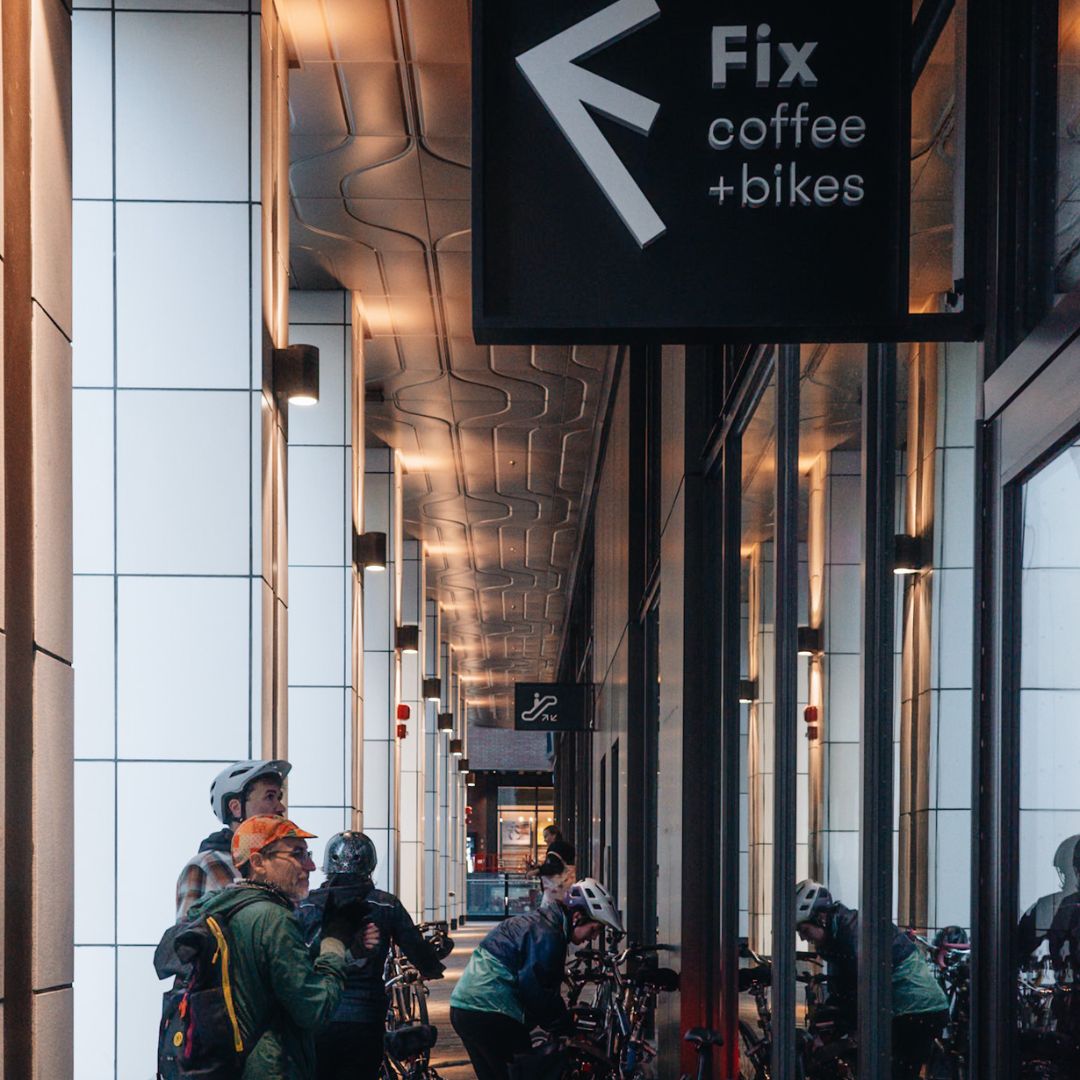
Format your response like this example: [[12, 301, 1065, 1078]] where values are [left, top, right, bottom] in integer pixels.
[[910, 11, 960, 313], [738, 373, 777, 1078], [1057, 0, 1080, 297], [1017, 439, 1080, 1074]]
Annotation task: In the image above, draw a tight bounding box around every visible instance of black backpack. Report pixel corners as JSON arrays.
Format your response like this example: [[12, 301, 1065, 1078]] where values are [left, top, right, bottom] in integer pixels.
[[155, 889, 285, 1079]]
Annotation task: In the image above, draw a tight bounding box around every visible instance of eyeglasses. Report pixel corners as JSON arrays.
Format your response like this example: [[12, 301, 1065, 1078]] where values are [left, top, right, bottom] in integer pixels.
[[265, 846, 315, 867]]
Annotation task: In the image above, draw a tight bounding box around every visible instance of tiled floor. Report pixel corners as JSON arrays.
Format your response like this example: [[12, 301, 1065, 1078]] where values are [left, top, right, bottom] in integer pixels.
[[429, 922, 494, 1079]]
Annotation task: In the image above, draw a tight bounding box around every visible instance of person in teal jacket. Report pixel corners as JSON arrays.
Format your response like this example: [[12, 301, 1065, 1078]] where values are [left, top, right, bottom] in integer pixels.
[[450, 878, 624, 1080], [186, 815, 369, 1079], [794, 879, 949, 1080]]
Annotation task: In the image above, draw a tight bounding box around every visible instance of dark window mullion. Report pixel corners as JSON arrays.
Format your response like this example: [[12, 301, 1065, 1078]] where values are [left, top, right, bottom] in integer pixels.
[[858, 342, 898, 1075], [771, 344, 800, 1080]]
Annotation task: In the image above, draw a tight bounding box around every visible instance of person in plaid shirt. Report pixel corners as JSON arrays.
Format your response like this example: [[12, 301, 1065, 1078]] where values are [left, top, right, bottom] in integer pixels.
[[174, 759, 292, 921]]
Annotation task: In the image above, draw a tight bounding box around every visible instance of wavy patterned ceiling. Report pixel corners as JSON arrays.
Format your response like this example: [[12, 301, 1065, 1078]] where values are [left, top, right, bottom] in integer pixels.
[[280, 0, 617, 725]]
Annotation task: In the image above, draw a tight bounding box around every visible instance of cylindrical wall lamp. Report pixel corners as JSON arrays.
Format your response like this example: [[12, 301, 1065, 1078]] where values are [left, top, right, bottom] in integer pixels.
[[738, 678, 758, 704], [449, 738, 464, 757], [353, 531, 387, 572], [894, 533, 928, 576], [797, 625, 824, 657], [437, 712, 454, 733], [458, 757, 470, 772], [272, 344, 320, 406], [396, 624, 420, 654], [423, 677, 442, 702], [466, 772, 476, 787]]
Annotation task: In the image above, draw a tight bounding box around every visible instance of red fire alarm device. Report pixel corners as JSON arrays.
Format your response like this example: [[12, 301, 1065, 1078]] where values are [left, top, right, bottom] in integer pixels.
[[804, 704, 819, 741], [396, 703, 410, 720], [396, 722, 408, 739]]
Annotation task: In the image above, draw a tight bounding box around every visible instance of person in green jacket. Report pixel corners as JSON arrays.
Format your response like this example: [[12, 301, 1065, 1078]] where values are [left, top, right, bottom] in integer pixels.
[[188, 814, 372, 1079]]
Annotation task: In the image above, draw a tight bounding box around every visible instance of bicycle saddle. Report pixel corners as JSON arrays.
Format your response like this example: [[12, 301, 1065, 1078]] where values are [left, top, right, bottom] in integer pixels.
[[683, 1027, 724, 1048], [631, 966, 680, 991]]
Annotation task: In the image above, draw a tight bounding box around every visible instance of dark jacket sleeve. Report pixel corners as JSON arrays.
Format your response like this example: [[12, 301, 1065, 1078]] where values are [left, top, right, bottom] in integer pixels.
[[256, 904, 346, 1032], [515, 918, 568, 1029], [391, 899, 445, 979]]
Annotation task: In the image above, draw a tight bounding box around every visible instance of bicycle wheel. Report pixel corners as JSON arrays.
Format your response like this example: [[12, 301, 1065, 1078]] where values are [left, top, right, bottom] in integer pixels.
[[738, 1020, 768, 1080]]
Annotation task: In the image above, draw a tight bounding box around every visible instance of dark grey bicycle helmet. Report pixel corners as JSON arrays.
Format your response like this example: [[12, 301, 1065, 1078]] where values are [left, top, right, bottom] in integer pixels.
[[933, 925, 970, 948], [323, 830, 377, 877]]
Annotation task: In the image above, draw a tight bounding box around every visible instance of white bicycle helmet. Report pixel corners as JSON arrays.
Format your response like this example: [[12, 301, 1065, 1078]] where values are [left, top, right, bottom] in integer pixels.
[[565, 878, 624, 934], [210, 759, 291, 824], [795, 879, 833, 924]]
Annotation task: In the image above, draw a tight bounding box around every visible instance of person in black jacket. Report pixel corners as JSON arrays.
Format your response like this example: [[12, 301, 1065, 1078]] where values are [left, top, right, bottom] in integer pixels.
[[534, 827, 577, 906], [450, 878, 623, 1080], [298, 831, 445, 1080]]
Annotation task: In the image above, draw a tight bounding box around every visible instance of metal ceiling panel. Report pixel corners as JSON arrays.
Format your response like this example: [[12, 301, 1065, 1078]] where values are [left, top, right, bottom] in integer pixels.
[[281, 0, 616, 725]]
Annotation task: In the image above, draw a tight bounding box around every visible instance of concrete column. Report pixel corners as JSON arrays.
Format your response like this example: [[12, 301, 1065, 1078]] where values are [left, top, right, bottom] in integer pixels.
[[423, 598, 441, 921], [399, 539, 425, 919], [284, 290, 359, 850], [438, 640, 454, 921], [747, 541, 774, 954], [71, 3, 272, 1075], [4, 0, 75, 1071], [821, 450, 863, 905], [363, 448, 401, 891], [897, 342, 976, 933]]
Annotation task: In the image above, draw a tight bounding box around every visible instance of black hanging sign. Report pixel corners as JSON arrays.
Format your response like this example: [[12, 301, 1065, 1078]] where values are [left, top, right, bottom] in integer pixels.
[[514, 683, 589, 732], [473, 0, 912, 343]]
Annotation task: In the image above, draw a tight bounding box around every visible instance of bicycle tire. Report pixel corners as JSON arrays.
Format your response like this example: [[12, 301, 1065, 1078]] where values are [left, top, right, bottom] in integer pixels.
[[738, 1020, 769, 1080]]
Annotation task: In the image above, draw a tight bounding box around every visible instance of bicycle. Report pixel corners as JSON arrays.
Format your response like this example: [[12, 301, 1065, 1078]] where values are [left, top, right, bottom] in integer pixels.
[[679, 1026, 724, 1080], [731, 943, 854, 1080], [565, 942, 677, 1076], [381, 941, 441, 1080]]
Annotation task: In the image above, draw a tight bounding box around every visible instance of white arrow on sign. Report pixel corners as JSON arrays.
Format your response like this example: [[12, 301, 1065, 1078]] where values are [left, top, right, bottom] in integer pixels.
[[516, 0, 665, 249]]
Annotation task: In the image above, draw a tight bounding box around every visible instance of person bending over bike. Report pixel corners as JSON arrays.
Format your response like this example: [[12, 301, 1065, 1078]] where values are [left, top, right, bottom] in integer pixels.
[[794, 880, 949, 1080], [298, 831, 445, 1080], [450, 878, 623, 1080]]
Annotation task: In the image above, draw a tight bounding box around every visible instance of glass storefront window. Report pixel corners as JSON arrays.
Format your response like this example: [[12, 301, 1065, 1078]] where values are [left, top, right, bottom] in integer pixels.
[[1057, 0, 1080, 297], [1017, 438, 1080, 1071]]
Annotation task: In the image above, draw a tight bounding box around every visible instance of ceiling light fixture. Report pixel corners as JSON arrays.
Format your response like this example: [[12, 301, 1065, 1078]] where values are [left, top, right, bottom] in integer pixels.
[[396, 624, 420, 654], [797, 625, 824, 658], [352, 531, 387, 573], [423, 677, 442, 702], [272, 344, 320, 406]]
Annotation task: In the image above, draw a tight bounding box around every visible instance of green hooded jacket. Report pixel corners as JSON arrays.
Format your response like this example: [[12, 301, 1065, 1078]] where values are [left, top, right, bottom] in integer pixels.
[[189, 883, 346, 1079]]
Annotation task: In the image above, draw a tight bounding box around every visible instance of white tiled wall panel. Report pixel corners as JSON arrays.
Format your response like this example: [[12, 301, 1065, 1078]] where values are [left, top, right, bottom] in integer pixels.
[[72, 201, 114, 386], [114, 13, 249, 201], [72, 389, 113, 573], [116, 203, 250, 388], [117, 576, 251, 758], [116, 390, 250, 573], [72, 12, 113, 199], [73, 576, 115, 759]]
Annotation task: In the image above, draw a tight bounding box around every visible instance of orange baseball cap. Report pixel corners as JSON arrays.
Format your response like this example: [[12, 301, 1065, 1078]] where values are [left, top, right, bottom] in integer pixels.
[[232, 814, 317, 866]]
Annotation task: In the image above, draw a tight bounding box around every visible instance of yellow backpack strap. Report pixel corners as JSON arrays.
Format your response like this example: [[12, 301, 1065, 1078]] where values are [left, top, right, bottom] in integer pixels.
[[206, 916, 244, 1054]]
